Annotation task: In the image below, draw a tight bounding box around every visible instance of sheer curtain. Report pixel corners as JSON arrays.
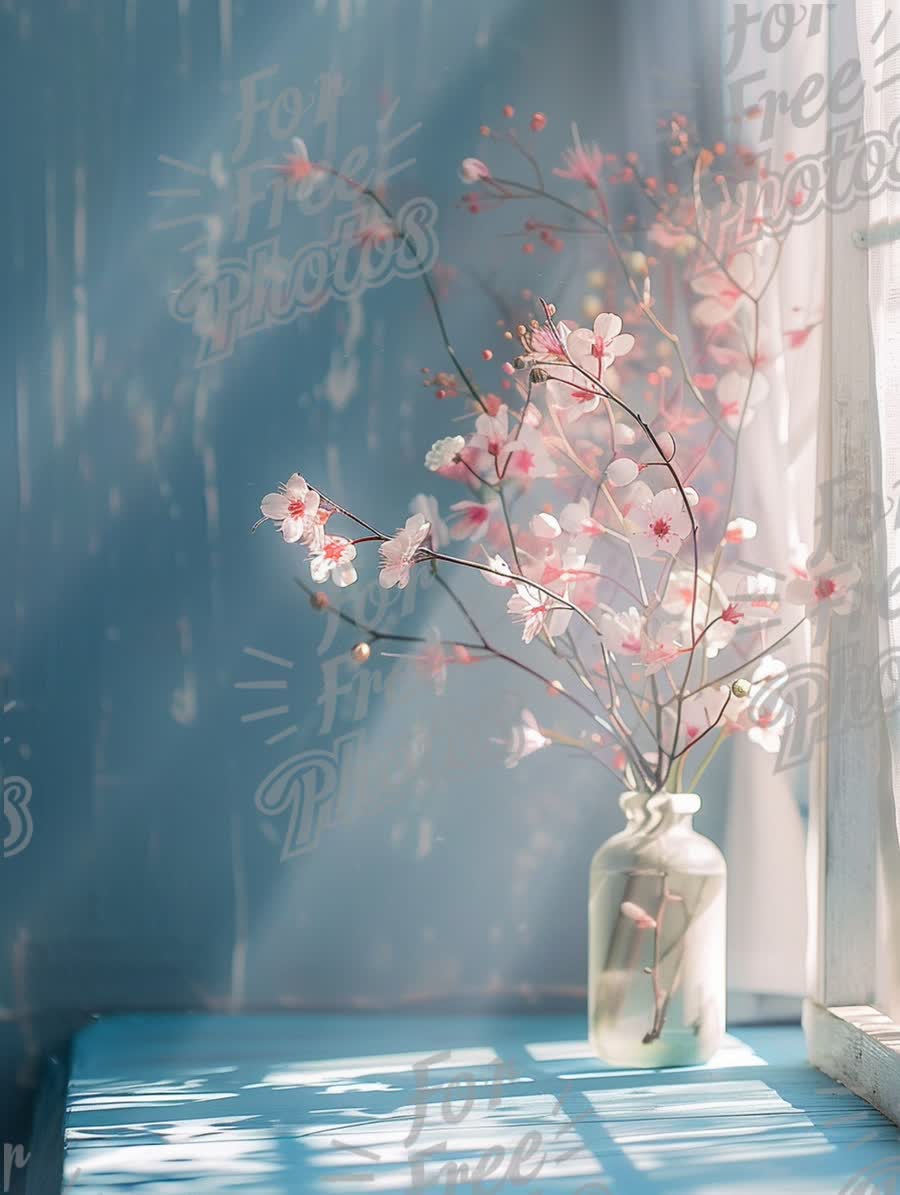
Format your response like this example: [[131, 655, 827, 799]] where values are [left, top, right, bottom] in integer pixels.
[[855, 3, 900, 837], [853, 1, 900, 1019], [724, 13, 829, 1005]]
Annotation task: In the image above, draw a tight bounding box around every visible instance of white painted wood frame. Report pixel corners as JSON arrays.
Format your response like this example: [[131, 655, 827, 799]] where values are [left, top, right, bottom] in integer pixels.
[[803, 0, 900, 1125]]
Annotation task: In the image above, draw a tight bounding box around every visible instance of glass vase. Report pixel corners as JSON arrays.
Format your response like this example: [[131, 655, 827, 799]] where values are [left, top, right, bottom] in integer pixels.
[[588, 791, 726, 1067]]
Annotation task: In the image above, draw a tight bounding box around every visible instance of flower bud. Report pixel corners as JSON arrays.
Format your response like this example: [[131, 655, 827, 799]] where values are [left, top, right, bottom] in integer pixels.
[[530, 367, 548, 384], [351, 642, 372, 663], [513, 356, 527, 370], [607, 457, 639, 487], [732, 678, 751, 699], [459, 157, 490, 183], [310, 592, 330, 611]]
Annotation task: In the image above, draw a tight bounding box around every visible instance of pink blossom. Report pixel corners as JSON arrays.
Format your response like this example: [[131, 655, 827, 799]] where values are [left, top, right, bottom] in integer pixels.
[[690, 253, 754, 327], [504, 710, 551, 768], [560, 498, 604, 538], [309, 536, 358, 588], [379, 513, 432, 590], [468, 405, 555, 481], [667, 688, 727, 755], [459, 157, 490, 183], [567, 312, 635, 379], [786, 551, 860, 617], [662, 568, 737, 659], [279, 138, 327, 201], [639, 629, 682, 675], [411, 494, 449, 547], [481, 552, 513, 586], [627, 488, 692, 558], [425, 435, 465, 471], [600, 607, 644, 656], [602, 606, 681, 674], [449, 499, 495, 542], [259, 473, 323, 546], [727, 569, 780, 625], [648, 214, 697, 255], [724, 517, 757, 544], [507, 582, 572, 644], [504, 426, 556, 481], [467, 405, 511, 466], [724, 656, 794, 753], [354, 217, 396, 246], [716, 370, 769, 431], [554, 126, 604, 189], [521, 321, 572, 363], [544, 366, 604, 419], [531, 512, 562, 539]]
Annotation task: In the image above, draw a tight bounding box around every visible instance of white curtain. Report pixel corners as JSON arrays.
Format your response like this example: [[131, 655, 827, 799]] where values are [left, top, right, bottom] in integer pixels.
[[853, 1, 900, 1018], [854, 3, 900, 840], [724, 10, 830, 1001]]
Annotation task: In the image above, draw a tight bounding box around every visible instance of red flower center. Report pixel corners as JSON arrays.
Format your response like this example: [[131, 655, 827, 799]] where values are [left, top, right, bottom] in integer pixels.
[[323, 540, 345, 562], [281, 157, 312, 183], [287, 499, 306, 519], [510, 448, 535, 474], [815, 577, 837, 601], [651, 517, 672, 540]]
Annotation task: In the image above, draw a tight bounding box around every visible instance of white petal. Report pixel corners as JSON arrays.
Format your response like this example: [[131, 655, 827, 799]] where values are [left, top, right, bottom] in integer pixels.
[[609, 332, 634, 357], [283, 473, 308, 498], [260, 493, 289, 519], [607, 457, 639, 487], [531, 512, 561, 539], [309, 556, 330, 583], [281, 517, 304, 544], [333, 564, 358, 588], [593, 312, 623, 341]]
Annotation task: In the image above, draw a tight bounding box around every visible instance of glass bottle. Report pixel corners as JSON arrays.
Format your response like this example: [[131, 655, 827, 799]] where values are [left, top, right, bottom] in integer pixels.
[[588, 791, 726, 1067]]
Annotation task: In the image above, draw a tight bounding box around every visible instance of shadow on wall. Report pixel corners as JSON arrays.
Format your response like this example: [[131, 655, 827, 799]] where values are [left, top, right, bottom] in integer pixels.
[[0, 0, 725, 1166]]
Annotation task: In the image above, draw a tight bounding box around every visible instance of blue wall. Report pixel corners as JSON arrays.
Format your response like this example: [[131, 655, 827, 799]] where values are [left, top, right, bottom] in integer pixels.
[[0, 0, 725, 1164]]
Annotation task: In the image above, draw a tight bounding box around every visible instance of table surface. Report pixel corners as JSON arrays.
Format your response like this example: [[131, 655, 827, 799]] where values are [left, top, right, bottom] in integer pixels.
[[51, 1012, 900, 1193]]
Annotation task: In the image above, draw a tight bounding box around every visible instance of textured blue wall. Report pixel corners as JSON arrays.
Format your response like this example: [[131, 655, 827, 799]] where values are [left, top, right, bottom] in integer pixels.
[[0, 0, 725, 1164]]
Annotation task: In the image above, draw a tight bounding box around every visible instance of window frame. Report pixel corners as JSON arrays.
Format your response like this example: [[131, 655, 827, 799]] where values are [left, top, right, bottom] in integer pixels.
[[803, 0, 900, 1116]]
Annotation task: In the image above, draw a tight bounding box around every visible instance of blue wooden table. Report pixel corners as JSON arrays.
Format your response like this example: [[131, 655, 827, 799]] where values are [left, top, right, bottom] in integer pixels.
[[37, 1013, 900, 1193]]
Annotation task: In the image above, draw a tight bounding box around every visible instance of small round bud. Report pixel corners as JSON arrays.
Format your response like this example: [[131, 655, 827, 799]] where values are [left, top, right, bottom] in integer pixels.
[[732, 678, 751, 699], [530, 112, 547, 132], [351, 642, 372, 663], [482, 349, 493, 360], [310, 592, 330, 611], [513, 356, 527, 370], [516, 324, 527, 336], [546, 302, 556, 316], [530, 367, 548, 384]]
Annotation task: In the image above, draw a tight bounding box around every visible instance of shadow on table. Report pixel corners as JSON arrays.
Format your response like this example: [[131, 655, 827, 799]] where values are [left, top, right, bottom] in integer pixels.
[[60, 1015, 900, 1194]]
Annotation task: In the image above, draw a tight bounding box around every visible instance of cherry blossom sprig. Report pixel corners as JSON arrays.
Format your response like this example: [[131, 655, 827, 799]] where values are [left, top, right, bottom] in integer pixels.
[[259, 116, 859, 793]]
